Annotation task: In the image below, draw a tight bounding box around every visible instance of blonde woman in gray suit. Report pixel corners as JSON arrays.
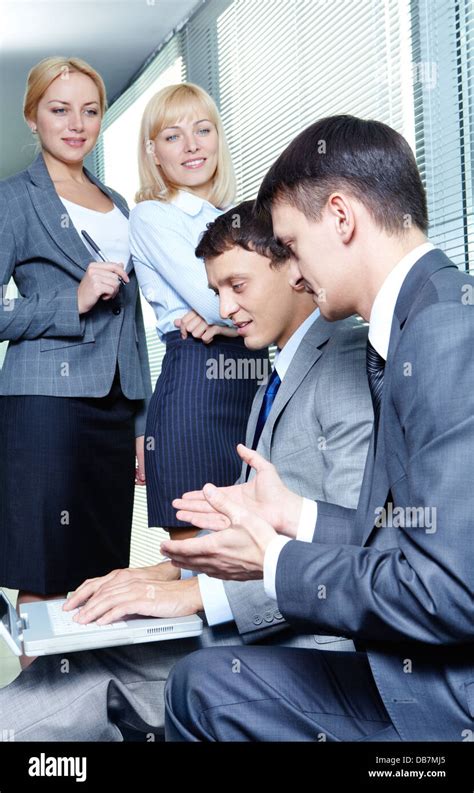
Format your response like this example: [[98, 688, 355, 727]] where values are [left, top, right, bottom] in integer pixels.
[[0, 57, 152, 666]]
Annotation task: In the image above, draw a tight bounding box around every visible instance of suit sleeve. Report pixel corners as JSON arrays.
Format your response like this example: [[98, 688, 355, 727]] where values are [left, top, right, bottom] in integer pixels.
[[276, 302, 474, 645], [312, 501, 358, 545], [0, 188, 85, 341], [223, 578, 289, 642]]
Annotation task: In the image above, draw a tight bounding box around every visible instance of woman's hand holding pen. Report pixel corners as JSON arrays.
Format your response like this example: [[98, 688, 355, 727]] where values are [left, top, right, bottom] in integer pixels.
[[77, 261, 130, 314], [174, 309, 238, 343]]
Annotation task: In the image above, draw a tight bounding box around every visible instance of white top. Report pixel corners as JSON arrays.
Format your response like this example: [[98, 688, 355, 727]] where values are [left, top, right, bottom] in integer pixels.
[[196, 308, 321, 627], [264, 242, 436, 603], [59, 197, 130, 267], [129, 190, 233, 340]]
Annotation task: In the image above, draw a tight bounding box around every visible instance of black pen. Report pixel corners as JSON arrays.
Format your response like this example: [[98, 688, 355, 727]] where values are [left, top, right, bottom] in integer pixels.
[[81, 229, 126, 286]]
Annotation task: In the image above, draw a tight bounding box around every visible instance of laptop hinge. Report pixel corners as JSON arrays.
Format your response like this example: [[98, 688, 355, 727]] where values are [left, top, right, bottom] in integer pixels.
[[17, 615, 28, 632]]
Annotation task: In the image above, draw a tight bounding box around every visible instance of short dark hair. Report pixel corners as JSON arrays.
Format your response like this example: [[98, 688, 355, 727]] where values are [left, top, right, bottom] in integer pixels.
[[195, 199, 289, 264], [255, 115, 428, 234]]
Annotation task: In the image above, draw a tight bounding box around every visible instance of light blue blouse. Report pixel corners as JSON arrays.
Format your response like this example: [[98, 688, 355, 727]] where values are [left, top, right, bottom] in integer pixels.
[[129, 189, 233, 340]]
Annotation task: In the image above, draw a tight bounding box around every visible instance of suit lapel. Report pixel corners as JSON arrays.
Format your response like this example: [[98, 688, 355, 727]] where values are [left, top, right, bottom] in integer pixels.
[[26, 152, 130, 273], [262, 315, 334, 444], [360, 248, 458, 546], [243, 315, 331, 481], [245, 385, 265, 447]]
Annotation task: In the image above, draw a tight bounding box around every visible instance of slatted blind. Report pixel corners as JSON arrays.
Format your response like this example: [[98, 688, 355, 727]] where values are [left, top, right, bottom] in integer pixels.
[[130, 327, 167, 568], [411, 0, 473, 269], [93, 0, 472, 566], [212, 0, 415, 200]]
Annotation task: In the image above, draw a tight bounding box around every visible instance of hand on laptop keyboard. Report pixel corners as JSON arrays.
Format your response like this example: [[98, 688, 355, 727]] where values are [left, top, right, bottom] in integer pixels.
[[47, 600, 128, 635]]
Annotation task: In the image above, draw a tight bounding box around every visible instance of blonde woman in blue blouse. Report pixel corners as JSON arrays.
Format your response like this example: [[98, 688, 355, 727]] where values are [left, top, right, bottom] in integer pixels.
[[130, 83, 269, 543]]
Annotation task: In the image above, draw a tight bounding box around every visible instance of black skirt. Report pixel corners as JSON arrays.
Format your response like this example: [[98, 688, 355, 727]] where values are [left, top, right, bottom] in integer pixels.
[[145, 331, 269, 528], [0, 365, 141, 594]]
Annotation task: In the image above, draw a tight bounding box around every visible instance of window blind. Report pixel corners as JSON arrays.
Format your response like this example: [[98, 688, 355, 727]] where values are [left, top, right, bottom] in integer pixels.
[[411, 0, 473, 269]]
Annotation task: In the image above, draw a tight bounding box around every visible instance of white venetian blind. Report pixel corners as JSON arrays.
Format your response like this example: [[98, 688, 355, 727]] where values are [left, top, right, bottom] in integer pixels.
[[209, 0, 416, 200], [411, 0, 473, 270]]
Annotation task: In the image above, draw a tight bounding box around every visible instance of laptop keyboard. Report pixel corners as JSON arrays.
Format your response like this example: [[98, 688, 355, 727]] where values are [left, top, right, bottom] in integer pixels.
[[47, 600, 128, 635]]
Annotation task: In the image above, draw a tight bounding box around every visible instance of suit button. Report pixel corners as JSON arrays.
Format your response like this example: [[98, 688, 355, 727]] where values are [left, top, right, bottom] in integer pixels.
[[263, 611, 274, 623], [274, 610, 283, 620], [112, 306, 121, 315], [252, 615, 263, 626]]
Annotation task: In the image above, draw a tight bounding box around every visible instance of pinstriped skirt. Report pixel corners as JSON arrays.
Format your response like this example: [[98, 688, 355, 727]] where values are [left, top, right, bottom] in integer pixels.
[[0, 365, 141, 594], [145, 331, 269, 528]]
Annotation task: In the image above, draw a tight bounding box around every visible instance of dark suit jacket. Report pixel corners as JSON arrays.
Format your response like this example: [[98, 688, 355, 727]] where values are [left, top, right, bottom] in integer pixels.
[[276, 249, 474, 741]]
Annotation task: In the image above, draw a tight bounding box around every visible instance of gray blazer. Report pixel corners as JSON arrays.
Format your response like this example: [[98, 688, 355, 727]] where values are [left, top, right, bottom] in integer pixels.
[[276, 250, 474, 741], [222, 314, 373, 646], [0, 152, 152, 435]]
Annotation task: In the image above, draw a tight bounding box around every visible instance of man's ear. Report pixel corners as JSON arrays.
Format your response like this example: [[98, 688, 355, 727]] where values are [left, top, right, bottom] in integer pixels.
[[327, 192, 356, 243], [291, 278, 307, 292]]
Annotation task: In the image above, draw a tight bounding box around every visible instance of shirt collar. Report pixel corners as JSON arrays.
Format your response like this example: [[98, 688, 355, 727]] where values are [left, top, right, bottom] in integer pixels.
[[274, 308, 320, 381], [369, 242, 435, 360], [170, 189, 215, 216]]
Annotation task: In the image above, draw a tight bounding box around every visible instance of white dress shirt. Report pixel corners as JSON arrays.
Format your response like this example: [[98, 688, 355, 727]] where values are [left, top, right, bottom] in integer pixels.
[[197, 308, 320, 626], [59, 198, 130, 266], [263, 242, 435, 601], [368, 242, 435, 359], [129, 190, 233, 339]]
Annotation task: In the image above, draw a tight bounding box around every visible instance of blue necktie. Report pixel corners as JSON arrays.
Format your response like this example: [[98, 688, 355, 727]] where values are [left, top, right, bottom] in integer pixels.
[[245, 368, 281, 481], [366, 339, 385, 440]]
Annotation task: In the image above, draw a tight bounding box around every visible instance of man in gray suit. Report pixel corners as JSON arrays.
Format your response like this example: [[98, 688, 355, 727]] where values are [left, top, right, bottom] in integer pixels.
[[0, 200, 373, 740], [162, 116, 474, 743]]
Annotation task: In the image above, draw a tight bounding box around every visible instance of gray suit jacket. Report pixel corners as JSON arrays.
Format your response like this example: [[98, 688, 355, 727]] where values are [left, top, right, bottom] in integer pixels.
[[276, 250, 474, 740], [0, 152, 152, 435], [221, 314, 373, 646]]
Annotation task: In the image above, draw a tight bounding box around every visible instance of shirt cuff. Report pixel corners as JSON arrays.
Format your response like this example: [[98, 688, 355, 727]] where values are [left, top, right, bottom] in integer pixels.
[[180, 567, 194, 580], [263, 535, 292, 601], [197, 574, 234, 626], [297, 498, 318, 542]]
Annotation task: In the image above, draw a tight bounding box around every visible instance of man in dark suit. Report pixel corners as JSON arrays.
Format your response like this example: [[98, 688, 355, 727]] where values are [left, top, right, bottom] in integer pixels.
[[163, 115, 474, 742]]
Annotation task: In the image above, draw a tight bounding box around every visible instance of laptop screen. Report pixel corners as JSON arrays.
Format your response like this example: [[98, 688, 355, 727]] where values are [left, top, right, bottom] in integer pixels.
[[0, 591, 22, 656]]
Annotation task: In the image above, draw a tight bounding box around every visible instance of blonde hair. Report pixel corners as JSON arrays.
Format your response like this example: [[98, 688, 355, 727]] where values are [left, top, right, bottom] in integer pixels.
[[23, 56, 107, 125], [135, 83, 236, 208]]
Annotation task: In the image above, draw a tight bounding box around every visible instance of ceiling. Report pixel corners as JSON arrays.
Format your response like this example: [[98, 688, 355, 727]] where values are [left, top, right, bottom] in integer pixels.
[[0, 0, 202, 178]]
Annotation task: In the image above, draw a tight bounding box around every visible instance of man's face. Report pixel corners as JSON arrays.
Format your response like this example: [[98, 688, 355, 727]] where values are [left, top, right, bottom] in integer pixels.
[[271, 199, 356, 320], [205, 246, 302, 349]]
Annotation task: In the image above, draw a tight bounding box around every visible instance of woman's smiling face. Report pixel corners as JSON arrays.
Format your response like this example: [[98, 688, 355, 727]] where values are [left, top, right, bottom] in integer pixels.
[[151, 110, 219, 196], [32, 71, 102, 163]]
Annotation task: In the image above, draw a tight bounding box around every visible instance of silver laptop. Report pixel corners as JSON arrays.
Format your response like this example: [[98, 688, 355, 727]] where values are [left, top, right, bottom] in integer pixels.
[[0, 590, 203, 656]]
